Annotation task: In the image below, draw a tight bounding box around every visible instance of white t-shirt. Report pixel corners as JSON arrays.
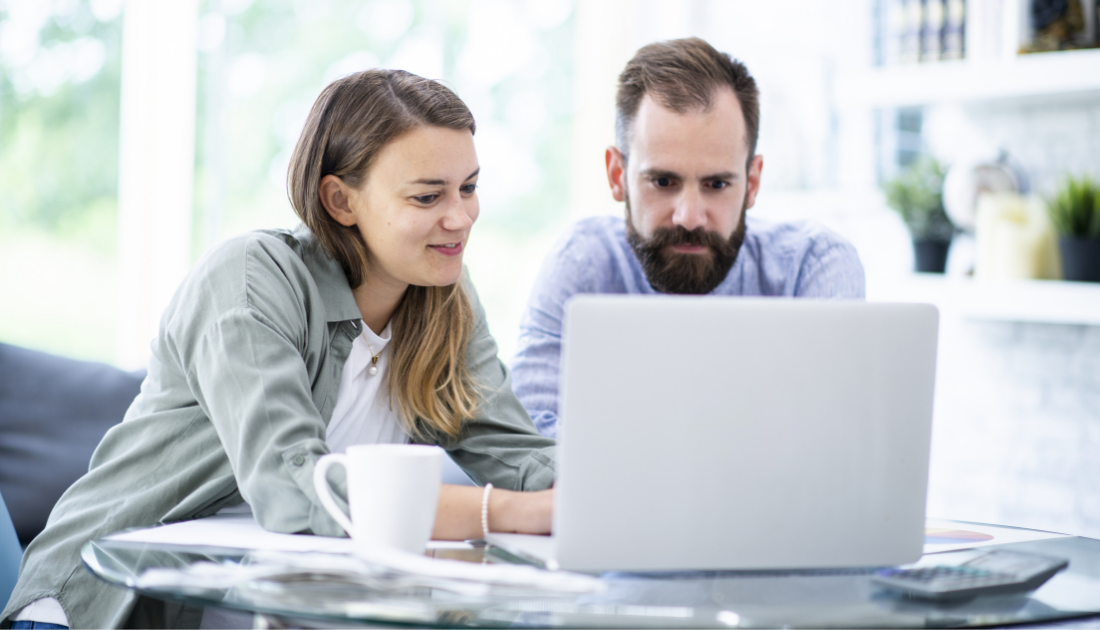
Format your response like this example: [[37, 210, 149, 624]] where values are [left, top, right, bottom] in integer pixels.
[[14, 320, 407, 627], [325, 320, 406, 452]]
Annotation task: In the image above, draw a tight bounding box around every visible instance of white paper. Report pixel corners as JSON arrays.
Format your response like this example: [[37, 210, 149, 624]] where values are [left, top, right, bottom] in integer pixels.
[[107, 515, 604, 595], [107, 514, 472, 552], [923, 518, 1068, 554], [107, 514, 358, 553]]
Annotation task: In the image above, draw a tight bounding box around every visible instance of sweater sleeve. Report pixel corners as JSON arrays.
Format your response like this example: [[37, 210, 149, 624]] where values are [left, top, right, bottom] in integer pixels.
[[510, 230, 597, 440], [171, 234, 349, 537]]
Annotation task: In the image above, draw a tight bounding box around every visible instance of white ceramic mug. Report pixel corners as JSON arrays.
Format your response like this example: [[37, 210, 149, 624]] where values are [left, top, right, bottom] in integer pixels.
[[312, 443, 443, 554]]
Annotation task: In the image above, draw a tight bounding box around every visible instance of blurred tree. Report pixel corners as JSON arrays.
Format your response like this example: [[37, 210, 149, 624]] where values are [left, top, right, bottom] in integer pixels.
[[0, 0, 123, 251], [193, 0, 574, 254], [0, 0, 124, 362]]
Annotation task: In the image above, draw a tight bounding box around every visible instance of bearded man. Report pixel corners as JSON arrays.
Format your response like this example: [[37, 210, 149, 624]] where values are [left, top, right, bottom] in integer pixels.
[[511, 37, 865, 439]]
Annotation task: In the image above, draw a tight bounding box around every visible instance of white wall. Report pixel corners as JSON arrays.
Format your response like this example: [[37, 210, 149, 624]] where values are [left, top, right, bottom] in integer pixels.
[[929, 318, 1100, 537]]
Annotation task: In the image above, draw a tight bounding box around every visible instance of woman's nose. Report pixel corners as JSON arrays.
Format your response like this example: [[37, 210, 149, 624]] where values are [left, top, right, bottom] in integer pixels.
[[441, 195, 475, 231]]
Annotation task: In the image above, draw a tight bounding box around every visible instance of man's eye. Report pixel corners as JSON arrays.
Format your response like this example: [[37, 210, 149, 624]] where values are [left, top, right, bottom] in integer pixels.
[[710, 180, 730, 190], [654, 177, 673, 188], [413, 194, 439, 204], [460, 183, 477, 195]]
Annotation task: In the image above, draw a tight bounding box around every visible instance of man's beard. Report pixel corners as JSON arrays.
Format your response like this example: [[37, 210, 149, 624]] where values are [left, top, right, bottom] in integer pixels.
[[624, 193, 747, 295]]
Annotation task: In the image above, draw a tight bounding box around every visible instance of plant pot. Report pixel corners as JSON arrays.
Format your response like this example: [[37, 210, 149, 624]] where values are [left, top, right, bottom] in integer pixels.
[[1059, 237, 1100, 283], [912, 238, 951, 273]]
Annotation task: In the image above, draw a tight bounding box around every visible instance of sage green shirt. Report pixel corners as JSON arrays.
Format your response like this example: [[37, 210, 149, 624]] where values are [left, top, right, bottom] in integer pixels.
[[2, 228, 556, 629]]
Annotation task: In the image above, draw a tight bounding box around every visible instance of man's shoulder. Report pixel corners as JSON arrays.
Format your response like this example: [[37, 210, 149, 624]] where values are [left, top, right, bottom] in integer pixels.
[[740, 215, 865, 298], [742, 215, 862, 273], [559, 215, 627, 246], [532, 215, 643, 296], [544, 215, 629, 269]]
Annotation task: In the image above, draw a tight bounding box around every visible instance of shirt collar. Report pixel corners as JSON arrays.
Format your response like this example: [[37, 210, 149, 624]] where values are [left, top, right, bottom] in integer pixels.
[[292, 225, 363, 323]]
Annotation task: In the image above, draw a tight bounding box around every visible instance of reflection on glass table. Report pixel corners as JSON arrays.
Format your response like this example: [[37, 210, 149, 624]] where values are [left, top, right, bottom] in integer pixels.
[[81, 522, 1100, 629]]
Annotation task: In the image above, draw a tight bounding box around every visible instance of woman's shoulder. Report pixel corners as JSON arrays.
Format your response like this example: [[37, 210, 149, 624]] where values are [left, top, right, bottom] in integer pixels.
[[196, 228, 306, 274], [188, 228, 332, 299], [162, 228, 331, 336]]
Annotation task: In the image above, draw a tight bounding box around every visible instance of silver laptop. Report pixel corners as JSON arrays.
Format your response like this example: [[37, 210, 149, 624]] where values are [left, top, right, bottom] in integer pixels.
[[490, 296, 938, 572]]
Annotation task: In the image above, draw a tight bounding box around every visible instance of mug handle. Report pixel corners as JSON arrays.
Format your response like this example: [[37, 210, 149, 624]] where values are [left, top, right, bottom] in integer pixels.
[[312, 453, 354, 535]]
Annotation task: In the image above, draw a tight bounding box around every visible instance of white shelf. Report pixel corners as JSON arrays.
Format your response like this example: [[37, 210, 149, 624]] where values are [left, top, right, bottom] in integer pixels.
[[867, 274, 1100, 326], [837, 48, 1100, 108]]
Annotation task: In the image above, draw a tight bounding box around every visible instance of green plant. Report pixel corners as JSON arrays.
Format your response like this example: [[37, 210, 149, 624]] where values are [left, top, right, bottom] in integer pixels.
[[883, 156, 955, 242], [1047, 174, 1100, 240]]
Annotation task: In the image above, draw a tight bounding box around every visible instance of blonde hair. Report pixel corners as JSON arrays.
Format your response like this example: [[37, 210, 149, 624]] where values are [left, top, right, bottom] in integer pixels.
[[287, 69, 478, 439]]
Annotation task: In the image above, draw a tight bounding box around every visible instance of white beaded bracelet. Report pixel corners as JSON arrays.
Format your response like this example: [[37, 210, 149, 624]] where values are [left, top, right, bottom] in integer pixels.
[[481, 482, 493, 540]]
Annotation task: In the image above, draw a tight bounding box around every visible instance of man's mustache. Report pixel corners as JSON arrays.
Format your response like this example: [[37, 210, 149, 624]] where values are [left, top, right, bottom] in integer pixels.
[[647, 225, 736, 254]]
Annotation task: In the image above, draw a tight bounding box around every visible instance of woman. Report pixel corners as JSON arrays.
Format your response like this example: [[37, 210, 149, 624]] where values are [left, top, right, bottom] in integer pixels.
[[2, 70, 555, 629]]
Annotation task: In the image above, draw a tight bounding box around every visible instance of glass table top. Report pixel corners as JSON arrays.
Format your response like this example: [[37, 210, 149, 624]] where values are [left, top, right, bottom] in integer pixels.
[[82, 530, 1100, 628]]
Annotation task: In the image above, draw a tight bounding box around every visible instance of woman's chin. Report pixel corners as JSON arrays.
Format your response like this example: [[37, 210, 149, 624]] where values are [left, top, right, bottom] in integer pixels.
[[411, 268, 464, 288]]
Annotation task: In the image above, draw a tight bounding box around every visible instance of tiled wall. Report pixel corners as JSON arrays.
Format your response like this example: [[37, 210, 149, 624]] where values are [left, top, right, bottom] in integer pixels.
[[925, 98, 1100, 197], [927, 317, 1100, 537]]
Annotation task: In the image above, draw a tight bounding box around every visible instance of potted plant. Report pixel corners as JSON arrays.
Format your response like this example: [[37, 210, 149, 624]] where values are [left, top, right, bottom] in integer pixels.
[[1047, 174, 1100, 282], [884, 156, 955, 273]]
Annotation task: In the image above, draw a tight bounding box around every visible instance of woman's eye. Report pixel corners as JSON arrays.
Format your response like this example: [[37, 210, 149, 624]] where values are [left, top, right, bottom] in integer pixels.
[[460, 183, 477, 195], [413, 194, 439, 204]]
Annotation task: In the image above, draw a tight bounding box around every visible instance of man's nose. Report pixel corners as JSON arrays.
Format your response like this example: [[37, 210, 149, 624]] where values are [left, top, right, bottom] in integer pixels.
[[671, 190, 707, 231]]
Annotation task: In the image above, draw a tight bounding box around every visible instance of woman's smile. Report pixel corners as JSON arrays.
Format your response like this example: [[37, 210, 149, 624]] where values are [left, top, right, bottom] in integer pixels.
[[428, 241, 464, 256]]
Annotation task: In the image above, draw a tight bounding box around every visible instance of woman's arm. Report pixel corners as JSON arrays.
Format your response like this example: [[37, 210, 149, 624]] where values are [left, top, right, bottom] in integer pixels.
[[173, 232, 359, 537], [439, 275, 558, 491], [433, 485, 553, 540]]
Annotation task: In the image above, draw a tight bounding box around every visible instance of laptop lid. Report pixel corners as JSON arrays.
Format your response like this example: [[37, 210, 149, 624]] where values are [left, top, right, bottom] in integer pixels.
[[551, 296, 938, 572]]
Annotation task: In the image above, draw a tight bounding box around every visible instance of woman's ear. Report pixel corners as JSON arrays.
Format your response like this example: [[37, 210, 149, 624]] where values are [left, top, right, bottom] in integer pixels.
[[319, 175, 358, 227]]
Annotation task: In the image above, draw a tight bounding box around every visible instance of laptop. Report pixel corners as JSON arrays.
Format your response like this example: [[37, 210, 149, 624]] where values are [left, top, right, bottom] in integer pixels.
[[489, 295, 939, 572]]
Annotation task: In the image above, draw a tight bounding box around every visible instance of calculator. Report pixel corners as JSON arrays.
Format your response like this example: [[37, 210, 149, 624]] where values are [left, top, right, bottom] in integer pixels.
[[872, 549, 1069, 601]]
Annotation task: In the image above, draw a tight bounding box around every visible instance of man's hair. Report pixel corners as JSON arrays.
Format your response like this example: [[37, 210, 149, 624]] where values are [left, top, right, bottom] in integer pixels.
[[615, 37, 760, 166]]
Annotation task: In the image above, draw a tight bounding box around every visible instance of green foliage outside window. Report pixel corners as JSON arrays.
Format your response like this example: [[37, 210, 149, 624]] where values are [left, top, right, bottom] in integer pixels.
[[194, 0, 575, 253], [0, 0, 124, 361]]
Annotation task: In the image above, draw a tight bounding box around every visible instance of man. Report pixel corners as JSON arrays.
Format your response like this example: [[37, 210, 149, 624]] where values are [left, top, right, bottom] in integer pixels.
[[512, 37, 865, 439]]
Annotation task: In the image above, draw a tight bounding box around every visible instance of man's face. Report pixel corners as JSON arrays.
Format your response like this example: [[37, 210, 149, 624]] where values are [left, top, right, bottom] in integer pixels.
[[606, 88, 763, 294]]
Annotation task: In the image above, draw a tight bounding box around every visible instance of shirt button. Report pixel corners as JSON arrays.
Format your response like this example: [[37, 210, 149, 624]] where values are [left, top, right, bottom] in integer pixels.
[[292, 455, 305, 466]]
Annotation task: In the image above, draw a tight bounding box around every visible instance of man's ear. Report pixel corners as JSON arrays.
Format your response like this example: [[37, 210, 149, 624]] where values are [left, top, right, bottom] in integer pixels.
[[744, 154, 764, 211], [318, 175, 358, 227], [606, 146, 627, 202]]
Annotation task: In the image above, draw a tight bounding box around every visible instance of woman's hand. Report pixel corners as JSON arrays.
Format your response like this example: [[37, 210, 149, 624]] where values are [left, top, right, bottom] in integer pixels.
[[432, 484, 553, 540]]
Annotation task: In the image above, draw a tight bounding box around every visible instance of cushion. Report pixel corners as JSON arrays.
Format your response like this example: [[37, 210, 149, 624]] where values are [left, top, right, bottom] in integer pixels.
[[0, 343, 144, 545]]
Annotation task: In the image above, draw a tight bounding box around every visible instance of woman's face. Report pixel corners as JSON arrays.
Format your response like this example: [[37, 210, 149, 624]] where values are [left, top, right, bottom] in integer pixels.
[[338, 125, 480, 291]]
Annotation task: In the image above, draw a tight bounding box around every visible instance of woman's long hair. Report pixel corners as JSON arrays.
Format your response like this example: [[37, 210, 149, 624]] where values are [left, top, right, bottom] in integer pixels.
[[287, 69, 478, 440]]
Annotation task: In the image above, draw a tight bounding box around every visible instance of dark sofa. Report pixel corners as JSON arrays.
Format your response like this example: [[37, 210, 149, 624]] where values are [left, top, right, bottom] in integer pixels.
[[0, 343, 144, 546]]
